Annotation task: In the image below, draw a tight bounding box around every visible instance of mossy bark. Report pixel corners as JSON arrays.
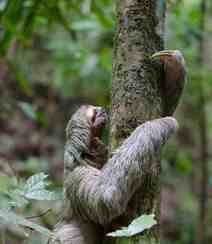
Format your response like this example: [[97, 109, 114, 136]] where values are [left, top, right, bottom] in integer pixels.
[[106, 0, 166, 243]]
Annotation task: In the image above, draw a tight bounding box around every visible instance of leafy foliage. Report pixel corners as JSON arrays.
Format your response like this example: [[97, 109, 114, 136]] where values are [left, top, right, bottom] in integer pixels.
[[0, 209, 52, 237], [107, 214, 157, 237], [0, 0, 114, 103], [23, 173, 62, 201], [0, 173, 61, 238], [0, 173, 62, 207]]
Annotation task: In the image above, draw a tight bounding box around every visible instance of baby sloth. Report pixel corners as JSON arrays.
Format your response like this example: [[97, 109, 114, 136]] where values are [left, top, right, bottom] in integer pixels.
[[50, 105, 178, 244]]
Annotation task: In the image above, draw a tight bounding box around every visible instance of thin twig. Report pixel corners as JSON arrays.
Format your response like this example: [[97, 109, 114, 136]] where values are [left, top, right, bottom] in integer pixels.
[[26, 208, 52, 220]]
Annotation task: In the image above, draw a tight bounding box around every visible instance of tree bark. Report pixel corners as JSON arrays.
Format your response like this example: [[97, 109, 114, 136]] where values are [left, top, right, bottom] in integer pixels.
[[107, 0, 166, 243], [195, 0, 208, 243]]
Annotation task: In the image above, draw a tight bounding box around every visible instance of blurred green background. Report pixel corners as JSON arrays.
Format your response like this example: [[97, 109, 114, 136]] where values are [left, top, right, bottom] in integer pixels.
[[0, 0, 212, 243]]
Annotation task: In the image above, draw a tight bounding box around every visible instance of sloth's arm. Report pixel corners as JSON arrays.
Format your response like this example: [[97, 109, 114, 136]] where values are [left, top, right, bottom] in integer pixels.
[[65, 117, 178, 225]]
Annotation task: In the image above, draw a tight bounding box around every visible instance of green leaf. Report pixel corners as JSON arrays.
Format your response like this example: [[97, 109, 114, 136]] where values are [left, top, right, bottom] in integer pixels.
[[23, 173, 61, 201], [107, 214, 157, 237], [0, 176, 28, 208], [72, 20, 100, 31], [24, 189, 61, 201], [91, 0, 114, 28], [19, 102, 37, 120], [0, 209, 52, 237], [8, 189, 29, 208], [0, 192, 12, 209], [21, 0, 41, 39], [0, 175, 12, 192], [25, 173, 49, 190], [23, 173, 48, 199], [0, 0, 24, 54]]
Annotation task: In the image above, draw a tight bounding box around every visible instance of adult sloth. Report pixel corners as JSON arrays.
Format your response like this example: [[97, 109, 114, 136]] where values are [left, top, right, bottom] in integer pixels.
[[50, 105, 178, 244]]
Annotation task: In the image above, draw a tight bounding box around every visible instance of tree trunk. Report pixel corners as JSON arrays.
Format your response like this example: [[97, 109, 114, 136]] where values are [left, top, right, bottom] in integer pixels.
[[195, 0, 208, 243], [106, 0, 166, 243]]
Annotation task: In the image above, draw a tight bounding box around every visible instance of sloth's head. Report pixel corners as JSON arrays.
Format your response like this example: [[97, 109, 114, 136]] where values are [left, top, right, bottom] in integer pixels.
[[66, 105, 108, 150]]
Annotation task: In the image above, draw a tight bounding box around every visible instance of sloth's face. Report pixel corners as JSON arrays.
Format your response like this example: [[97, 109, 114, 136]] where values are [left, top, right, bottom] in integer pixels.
[[85, 105, 108, 137], [66, 105, 107, 144]]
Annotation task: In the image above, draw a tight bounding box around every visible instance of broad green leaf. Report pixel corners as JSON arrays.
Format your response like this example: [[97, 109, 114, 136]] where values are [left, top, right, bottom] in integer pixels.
[[23, 173, 48, 196], [23, 173, 62, 201], [107, 214, 157, 237], [24, 189, 62, 201], [0, 209, 52, 237]]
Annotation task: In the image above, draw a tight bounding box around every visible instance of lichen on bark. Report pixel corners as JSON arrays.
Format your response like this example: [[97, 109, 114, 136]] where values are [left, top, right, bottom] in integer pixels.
[[108, 0, 166, 243]]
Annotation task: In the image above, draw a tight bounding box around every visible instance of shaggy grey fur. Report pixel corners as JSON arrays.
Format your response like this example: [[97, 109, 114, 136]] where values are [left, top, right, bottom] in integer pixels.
[[50, 106, 178, 244]]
